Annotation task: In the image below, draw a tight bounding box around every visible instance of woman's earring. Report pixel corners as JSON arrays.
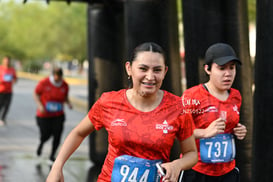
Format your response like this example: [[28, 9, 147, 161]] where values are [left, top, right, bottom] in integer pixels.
[[128, 75, 132, 88]]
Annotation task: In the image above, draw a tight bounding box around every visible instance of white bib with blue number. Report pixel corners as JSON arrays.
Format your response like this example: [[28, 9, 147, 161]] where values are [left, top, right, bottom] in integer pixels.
[[111, 155, 162, 182], [46, 102, 63, 112], [200, 133, 236, 163]]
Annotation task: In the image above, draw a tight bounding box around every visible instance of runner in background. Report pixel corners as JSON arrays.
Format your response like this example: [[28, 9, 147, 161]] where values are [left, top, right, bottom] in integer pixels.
[[34, 67, 72, 164], [46, 42, 198, 182], [0, 56, 17, 126], [181, 43, 247, 182]]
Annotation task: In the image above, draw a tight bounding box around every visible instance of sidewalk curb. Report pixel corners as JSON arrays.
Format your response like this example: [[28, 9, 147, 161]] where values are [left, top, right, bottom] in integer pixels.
[[17, 71, 88, 85], [70, 96, 88, 113]]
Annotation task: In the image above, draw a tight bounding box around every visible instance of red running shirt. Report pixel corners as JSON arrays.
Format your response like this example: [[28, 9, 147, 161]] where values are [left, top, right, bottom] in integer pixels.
[[0, 66, 17, 93], [88, 89, 194, 182], [182, 84, 241, 176], [35, 77, 69, 118]]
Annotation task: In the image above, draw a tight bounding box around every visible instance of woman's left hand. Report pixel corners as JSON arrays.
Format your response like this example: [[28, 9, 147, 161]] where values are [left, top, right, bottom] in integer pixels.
[[233, 123, 247, 140]]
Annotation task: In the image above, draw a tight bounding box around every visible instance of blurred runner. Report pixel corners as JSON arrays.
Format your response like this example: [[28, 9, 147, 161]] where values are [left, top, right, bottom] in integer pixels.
[[0, 56, 17, 126], [34, 67, 72, 164]]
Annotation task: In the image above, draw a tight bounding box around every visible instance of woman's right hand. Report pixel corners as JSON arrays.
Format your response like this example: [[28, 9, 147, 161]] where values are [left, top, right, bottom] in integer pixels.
[[38, 104, 45, 113], [204, 117, 226, 138]]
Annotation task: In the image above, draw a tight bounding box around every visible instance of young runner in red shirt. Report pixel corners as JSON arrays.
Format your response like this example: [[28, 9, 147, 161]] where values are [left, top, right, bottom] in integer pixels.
[[0, 56, 17, 126], [46, 42, 198, 182], [182, 43, 247, 182], [34, 67, 72, 164]]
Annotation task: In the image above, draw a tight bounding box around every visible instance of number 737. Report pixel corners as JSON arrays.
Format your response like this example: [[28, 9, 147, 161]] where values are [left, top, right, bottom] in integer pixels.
[[205, 141, 228, 158]]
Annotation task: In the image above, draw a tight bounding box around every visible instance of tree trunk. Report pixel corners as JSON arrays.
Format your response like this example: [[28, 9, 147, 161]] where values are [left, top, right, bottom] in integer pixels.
[[253, 1, 273, 182], [124, 0, 181, 95], [235, 1, 253, 181], [87, 3, 124, 165]]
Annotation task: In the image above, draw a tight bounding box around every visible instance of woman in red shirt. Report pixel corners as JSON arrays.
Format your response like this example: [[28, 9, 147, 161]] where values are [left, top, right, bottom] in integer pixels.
[[46, 42, 198, 182], [34, 67, 72, 164]]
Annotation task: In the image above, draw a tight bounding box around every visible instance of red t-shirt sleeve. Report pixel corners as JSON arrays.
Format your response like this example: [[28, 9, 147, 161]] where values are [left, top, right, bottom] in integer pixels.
[[88, 96, 104, 130], [176, 113, 194, 141], [35, 79, 44, 95], [232, 88, 242, 109]]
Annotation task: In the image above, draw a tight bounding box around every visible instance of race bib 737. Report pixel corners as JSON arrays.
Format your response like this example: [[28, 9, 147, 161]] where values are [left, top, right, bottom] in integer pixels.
[[200, 133, 236, 163]]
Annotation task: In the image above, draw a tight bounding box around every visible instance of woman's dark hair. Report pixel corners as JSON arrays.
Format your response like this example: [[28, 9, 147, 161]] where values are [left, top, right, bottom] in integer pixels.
[[52, 67, 63, 77], [129, 42, 166, 64], [204, 62, 212, 71]]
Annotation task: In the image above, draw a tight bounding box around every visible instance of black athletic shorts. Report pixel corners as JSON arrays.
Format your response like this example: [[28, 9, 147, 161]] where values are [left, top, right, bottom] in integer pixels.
[[182, 167, 240, 182]]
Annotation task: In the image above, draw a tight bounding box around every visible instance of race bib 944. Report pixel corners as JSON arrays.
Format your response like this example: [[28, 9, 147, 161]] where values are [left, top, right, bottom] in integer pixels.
[[111, 155, 162, 182]]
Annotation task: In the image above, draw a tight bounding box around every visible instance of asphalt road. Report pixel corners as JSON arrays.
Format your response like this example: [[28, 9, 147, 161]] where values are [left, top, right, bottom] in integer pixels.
[[0, 78, 101, 182]]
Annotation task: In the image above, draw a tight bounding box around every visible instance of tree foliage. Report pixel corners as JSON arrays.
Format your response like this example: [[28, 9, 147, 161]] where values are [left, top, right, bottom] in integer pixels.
[[248, 0, 256, 22], [0, 0, 87, 64]]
